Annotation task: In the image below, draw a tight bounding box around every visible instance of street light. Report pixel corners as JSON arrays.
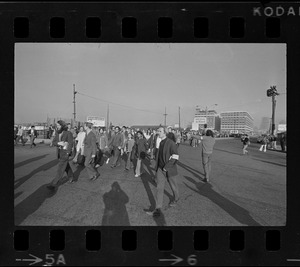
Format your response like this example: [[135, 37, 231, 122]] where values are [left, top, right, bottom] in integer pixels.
[[266, 85, 279, 135]]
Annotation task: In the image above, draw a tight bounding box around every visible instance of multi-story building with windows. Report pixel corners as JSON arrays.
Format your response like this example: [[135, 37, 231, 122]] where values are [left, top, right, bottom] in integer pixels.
[[220, 111, 254, 134], [193, 109, 220, 131]]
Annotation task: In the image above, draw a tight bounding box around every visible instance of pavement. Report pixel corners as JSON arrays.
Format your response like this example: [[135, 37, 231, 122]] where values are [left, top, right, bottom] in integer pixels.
[[14, 139, 286, 226]]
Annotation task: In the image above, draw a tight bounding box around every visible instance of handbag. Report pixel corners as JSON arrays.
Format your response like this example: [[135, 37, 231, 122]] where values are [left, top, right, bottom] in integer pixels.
[[77, 154, 85, 165]]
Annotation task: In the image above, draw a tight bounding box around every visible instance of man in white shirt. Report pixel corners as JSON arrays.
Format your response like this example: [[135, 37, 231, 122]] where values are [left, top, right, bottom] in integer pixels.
[[16, 126, 25, 146], [29, 126, 37, 148]]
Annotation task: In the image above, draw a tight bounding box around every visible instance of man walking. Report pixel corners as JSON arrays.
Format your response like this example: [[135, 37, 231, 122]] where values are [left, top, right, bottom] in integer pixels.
[[109, 126, 124, 168], [83, 121, 100, 181], [242, 134, 250, 155], [191, 130, 216, 183], [47, 120, 75, 190], [146, 127, 180, 217], [28, 126, 38, 148], [16, 126, 25, 146]]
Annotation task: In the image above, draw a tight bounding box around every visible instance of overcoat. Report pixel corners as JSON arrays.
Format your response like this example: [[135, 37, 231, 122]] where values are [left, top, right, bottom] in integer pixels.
[[83, 131, 97, 157], [52, 130, 74, 159], [155, 137, 179, 178]]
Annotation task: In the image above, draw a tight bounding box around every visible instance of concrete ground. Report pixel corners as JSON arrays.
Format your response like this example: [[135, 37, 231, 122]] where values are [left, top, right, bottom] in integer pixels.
[[14, 138, 286, 226]]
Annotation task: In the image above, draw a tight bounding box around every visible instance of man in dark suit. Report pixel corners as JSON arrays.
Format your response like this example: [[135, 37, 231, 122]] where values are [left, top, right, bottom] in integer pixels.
[[28, 125, 38, 148], [47, 120, 74, 190], [83, 121, 100, 181], [146, 127, 180, 217]]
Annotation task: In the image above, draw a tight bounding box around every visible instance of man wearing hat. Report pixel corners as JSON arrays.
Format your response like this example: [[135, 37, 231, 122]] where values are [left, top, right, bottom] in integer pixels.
[[47, 120, 75, 190], [83, 121, 100, 181]]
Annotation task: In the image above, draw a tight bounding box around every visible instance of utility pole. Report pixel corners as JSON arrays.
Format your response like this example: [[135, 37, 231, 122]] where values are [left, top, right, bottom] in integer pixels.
[[205, 106, 208, 128], [106, 104, 109, 130], [178, 106, 181, 130], [164, 107, 167, 127], [266, 85, 279, 135], [73, 84, 77, 127]]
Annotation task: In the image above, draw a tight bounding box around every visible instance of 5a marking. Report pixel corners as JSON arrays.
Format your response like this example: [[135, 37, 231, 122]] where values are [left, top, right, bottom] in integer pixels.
[[16, 254, 66, 266]]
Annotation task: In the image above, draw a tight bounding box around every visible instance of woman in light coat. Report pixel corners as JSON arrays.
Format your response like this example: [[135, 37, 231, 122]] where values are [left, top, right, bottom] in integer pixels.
[[73, 126, 86, 163]]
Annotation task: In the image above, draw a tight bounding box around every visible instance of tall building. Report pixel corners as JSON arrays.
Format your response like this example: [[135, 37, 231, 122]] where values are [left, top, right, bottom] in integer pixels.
[[220, 111, 254, 134], [193, 109, 219, 130]]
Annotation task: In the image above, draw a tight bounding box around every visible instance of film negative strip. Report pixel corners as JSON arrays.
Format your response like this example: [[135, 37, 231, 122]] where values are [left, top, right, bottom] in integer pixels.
[[1, 0, 299, 266]]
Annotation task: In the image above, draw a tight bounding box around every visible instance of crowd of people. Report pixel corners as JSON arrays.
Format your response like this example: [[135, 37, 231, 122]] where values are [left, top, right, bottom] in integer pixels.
[[258, 133, 287, 152], [14, 125, 38, 148], [44, 120, 186, 217], [15, 120, 286, 217]]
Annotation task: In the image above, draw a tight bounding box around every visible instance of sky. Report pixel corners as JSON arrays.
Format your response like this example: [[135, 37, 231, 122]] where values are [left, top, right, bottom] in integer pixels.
[[15, 43, 286, 128]]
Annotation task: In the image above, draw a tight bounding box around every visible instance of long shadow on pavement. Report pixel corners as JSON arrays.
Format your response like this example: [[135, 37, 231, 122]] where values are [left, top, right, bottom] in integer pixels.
[[15, 159, 58, 189], [183, 176, 261, 226], [253, 159, 286, 168], [14, 184, 58, 225], [177, 161, 204, 181], [14, 154, 49, 169], [102, 182, 130, 226], [214, 148, 242, 156], [14, 159, 59, 190]]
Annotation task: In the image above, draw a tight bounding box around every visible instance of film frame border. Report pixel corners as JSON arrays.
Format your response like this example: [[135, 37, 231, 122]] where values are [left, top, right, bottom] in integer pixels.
[[1, 1, 299, 266]]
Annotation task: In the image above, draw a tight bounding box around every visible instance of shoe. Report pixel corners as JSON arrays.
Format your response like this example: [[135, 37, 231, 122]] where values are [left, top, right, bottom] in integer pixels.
[[125, 168, 129, 171], [47, 184, 56, 191], [68, 178, 75, 184], [95, 164, 100, 168], [203, 178, 208, 183], [169, 199, 179, 207], [146, 208, 161, 217], [135, 174, 140, 178], [106, 159, 110, 164]]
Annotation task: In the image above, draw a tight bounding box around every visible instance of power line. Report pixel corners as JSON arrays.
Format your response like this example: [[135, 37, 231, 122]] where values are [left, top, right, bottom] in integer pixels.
[[77, 91, 165, 116]]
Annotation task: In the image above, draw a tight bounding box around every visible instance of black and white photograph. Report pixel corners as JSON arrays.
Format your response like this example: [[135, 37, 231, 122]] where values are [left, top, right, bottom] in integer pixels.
[[14, 43, 286, 226]]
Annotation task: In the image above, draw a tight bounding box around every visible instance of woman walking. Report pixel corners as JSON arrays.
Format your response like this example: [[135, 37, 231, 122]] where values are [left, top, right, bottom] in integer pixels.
[[134, 131, 149, 177], [73, 126, 86, 164], [259, 135, 268, 152]]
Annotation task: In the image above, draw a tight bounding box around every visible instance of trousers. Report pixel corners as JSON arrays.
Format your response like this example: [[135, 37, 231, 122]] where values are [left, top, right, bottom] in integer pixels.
[[156, 168, 179, 209], [84, 153, 99, 179], [51, 154, 74, 185], [125, 152, 133, 169], [202, 152, 212, 179], [111, 147, 121, 166]]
